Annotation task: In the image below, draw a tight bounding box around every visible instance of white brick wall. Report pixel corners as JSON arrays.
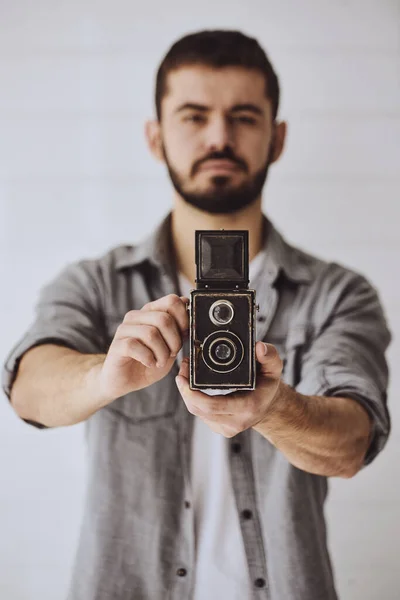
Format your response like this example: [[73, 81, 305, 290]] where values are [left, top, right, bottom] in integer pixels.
[[0, 2, 399, 598]]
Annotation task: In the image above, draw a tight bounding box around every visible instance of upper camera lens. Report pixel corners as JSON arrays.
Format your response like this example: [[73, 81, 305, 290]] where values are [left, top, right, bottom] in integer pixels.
[[209, 300, 234, 325]]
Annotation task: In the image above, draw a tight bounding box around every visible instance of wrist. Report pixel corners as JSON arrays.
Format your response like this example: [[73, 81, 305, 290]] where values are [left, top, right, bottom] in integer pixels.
[[253, 381, 299, 437], [85, 354, 112, 410]]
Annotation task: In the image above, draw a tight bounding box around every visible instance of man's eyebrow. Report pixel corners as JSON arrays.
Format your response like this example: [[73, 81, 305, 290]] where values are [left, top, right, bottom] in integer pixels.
[[175, 103, 209, 113], [230, 104, 263, 116], [174, 102, 264, 116]]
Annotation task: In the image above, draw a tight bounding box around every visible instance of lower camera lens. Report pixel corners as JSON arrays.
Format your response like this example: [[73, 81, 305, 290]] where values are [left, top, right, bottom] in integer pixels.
[[202, 331, 244, 373], [209, 337, 236, 366], [214, 343, 232, 361]]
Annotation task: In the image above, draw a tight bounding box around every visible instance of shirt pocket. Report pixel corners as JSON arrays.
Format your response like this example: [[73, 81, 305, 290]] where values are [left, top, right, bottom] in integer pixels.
[[266, 327, 308, 388], [102, 315, 179, 423], [283, 326, 308, 388], [108, 378, 179, 423]]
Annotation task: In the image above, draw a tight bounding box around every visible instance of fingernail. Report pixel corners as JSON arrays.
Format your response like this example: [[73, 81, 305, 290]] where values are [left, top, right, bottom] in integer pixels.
[[262, 343, 268, 355], [175, 376, 182, 388]]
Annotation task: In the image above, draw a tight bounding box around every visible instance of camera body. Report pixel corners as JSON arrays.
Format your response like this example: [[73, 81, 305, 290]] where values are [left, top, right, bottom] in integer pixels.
[[189, 229, 257, 391]]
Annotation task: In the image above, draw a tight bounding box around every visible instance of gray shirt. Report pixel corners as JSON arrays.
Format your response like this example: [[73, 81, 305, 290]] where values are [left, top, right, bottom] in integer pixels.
[[2, 212, 391, 600]]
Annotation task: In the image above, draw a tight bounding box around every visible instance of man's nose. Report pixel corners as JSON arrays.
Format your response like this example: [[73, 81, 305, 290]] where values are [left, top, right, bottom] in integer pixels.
[[205, 117, 234, 151]]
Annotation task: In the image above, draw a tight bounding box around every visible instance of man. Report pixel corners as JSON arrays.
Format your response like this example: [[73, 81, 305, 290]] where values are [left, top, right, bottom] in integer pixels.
[[3, 30, 391, 600]]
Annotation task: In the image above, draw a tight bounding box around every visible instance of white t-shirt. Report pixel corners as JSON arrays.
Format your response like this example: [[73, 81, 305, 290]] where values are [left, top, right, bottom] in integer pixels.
[[178, 248, 266, 600]]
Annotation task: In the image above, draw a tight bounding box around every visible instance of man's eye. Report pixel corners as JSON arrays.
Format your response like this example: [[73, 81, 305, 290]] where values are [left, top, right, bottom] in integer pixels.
[[234, 116, 256, 125], [184, 115, 205, 123]]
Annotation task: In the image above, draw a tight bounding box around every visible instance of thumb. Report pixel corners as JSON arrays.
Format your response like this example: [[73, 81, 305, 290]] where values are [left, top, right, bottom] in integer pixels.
[[255, 342, 283, 379]]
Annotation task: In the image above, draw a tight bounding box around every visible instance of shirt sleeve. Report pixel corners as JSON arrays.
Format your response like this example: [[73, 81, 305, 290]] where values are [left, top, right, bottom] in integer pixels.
[[2, 259, 106, 429], [295, 268, 391, 467]]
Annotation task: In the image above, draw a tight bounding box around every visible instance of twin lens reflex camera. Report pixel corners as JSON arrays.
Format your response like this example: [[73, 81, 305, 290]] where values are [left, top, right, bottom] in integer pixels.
[[188, 229, 257, 391]]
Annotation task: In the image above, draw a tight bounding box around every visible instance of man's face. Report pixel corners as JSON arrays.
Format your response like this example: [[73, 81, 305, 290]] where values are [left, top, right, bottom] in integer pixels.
[[152, 66, 279, 215]]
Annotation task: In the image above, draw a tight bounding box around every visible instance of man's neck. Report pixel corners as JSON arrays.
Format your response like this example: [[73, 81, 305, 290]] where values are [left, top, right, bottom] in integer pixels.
[[171, 196, 265, 287]]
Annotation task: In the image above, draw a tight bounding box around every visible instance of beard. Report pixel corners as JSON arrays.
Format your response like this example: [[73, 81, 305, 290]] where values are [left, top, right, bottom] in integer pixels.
[[162, 143, 274, 215]]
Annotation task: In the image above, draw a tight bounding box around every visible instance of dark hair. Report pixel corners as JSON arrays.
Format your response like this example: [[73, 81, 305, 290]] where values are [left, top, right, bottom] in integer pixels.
[[155, 30, 280, 121]]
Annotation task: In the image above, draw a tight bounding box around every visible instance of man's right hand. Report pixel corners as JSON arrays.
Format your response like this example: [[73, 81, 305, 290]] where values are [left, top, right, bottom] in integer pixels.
[[97, 294, 189, 404]]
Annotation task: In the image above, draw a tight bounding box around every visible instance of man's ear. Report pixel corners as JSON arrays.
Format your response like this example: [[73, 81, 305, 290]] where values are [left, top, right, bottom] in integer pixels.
[[270, 121, 287, 164], [145, 120, 165, 162]]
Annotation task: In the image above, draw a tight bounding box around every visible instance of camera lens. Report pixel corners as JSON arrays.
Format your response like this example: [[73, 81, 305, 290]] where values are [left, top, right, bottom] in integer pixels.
[[214, 343, 232, 361], [209, 337, 236, 366], [202, 331, 244, 373], [209, 300, 234, 326]]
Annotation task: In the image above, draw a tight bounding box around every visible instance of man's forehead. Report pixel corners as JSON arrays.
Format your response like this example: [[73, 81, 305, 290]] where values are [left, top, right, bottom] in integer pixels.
[[163, 65, 268, 109]]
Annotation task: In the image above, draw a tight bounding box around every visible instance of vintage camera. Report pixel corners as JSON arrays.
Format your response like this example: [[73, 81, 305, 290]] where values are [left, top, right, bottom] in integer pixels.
[[189, 229, 257, 391]]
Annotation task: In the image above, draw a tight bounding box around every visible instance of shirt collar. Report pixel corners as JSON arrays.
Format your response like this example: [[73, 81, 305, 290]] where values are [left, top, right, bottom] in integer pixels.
[[115, 211, 313, 285], [261, 217, 314, 284], [115, 212, 175, 275]]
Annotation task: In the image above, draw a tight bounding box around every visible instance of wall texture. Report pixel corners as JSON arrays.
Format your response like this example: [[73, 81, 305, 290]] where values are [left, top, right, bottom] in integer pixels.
[[0, 1, 399, 598]]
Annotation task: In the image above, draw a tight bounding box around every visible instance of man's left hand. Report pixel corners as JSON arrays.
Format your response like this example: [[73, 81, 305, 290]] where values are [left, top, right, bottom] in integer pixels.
[[175, 341, 283, 437]]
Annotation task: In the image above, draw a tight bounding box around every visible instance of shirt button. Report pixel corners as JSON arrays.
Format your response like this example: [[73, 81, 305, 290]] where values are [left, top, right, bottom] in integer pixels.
[[231, 442, 241, 453], [241, 509, 253, 520], [176, 568, 187, 577], [255, 577, 266, 588], [184, 500, 191, 509]]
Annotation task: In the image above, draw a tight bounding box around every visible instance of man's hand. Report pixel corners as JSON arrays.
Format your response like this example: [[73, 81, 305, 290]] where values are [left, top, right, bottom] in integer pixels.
[[98, 294, 189, 404], [175, 342, 283, 438]]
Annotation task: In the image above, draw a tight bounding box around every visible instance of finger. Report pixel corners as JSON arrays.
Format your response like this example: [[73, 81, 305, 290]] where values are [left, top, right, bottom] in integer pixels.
[[117, 324, 171, 368], [143, 311, 183, 356], [176, 358, 235, 416], [178, 356, 190, 379], [120, 311, 182, 357], [256, 342, 283, 378], [142, 294, 189, 333], [113, 337, 156, 369]]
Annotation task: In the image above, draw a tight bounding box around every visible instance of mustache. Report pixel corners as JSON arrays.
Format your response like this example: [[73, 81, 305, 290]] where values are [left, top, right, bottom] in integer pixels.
[[193, 151, 247, 174]]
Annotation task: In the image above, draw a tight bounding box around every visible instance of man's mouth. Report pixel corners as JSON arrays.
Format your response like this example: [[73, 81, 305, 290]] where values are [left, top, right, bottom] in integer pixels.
[[198, 159, 241, 172]]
